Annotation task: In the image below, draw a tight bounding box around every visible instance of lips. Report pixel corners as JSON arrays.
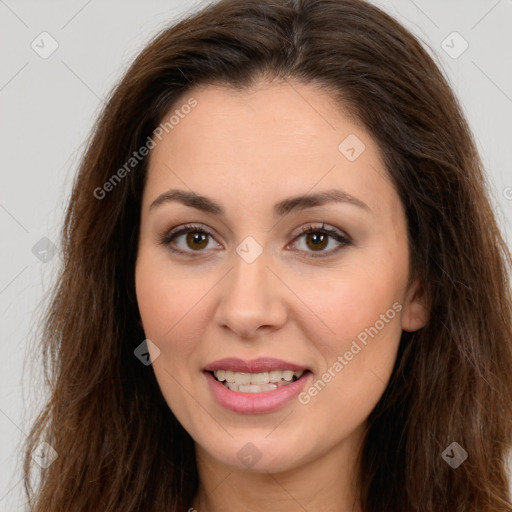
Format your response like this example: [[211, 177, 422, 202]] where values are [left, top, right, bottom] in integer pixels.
[[204, 357, 310, 373]]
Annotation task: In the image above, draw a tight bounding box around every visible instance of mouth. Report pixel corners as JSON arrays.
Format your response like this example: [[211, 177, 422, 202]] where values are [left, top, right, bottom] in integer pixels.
[[203, 357, 312, 413], [209, 369, 308, 393]]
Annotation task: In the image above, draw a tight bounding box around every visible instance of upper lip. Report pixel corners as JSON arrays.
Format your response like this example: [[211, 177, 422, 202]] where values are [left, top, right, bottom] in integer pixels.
[[204, 357, 310, 373]]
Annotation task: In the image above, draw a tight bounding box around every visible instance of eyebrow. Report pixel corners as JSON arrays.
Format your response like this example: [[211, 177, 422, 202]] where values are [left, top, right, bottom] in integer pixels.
[[149, 188, 371, 217]]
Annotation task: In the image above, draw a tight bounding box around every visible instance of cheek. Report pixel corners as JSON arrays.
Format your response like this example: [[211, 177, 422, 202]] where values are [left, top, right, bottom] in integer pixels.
[[134, 249, 212, 358], [134, 250, 212, 419], [290, 259, 405, 415], [289, 258, 405, 351], [311, 307, 402, 422]]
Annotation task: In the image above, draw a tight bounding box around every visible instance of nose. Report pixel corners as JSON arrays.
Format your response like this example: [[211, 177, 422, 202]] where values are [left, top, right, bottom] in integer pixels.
[[213, 248, 288, 339]]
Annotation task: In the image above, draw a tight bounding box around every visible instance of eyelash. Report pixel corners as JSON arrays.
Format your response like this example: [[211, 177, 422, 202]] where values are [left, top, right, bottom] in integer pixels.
[[160, 222, 351, 259]]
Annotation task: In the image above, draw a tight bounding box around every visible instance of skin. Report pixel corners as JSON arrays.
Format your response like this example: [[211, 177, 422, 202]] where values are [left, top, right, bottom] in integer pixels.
[[135, 79, 428, 512]]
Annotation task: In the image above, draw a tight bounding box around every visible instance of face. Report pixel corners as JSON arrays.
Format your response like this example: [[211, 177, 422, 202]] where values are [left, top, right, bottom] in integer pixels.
[[135, 80, 427, 474]]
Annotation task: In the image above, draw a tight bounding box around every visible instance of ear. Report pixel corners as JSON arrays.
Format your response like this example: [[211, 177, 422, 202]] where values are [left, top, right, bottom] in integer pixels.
[[401, 277, 429, 332]]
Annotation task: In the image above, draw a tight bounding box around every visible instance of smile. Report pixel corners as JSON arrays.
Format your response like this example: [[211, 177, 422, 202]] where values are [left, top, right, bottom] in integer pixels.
[[203, 358, 312, 413]]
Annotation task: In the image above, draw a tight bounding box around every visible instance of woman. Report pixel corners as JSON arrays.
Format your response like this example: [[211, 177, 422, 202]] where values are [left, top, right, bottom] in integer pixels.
[[23, 0, 512, 510]]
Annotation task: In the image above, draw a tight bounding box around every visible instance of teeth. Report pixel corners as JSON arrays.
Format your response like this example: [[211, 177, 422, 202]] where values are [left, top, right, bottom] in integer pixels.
[[282, 370, 294, 381], [230, 383, 278, 393], [269, 370, 282, 383], [250, 371, 269, 385], [213, 369, 304, 386]]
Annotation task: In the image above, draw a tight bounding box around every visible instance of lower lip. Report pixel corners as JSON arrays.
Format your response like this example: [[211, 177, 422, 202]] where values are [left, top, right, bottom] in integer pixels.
[[204, 371, 312, 414]]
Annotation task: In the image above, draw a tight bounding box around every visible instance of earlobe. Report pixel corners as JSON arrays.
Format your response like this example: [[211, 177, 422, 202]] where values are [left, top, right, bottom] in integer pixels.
[[401, 278, 429, 332]]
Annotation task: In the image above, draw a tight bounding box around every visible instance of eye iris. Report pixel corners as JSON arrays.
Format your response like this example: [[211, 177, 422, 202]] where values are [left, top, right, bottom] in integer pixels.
[[186, 232, 208, 250], [306, 232, 328, 251]]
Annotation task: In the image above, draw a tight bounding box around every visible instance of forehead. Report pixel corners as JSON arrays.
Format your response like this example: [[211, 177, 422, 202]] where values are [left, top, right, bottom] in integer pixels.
[[153, 81, 365, 164], [143, 80, 399, 219]]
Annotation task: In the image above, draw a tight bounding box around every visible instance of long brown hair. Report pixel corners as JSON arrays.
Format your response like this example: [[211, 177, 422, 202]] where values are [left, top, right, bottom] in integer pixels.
[[23, 0, 512, 510]]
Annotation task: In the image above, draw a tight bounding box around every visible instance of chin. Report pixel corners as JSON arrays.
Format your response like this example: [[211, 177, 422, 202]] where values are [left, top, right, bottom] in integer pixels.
[[195, 430, 316, 474]]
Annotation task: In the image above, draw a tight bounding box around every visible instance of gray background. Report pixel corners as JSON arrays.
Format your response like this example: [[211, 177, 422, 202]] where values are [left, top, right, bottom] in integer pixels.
[[1, 0, 511, 509]]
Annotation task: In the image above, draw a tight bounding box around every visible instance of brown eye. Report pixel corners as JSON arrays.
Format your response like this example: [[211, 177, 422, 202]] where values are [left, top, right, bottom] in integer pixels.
[[304, 232, 329, 251], [161, 224, 221, 255], [289, 223, 351, 258], [185, 231, 209, 250]]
